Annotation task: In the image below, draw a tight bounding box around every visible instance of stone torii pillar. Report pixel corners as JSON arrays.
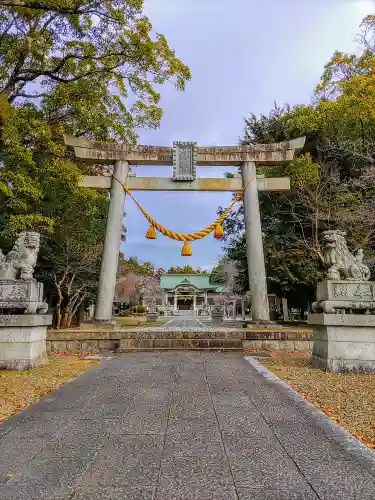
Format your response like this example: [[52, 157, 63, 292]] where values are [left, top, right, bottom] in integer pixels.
[[63, 134, 305, 323], [95, 160, 129, 321], [241, 162, 269, 322]]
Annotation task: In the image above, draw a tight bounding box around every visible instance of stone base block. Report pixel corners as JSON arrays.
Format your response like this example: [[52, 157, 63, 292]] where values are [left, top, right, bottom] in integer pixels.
[[0, 279, 48, 314], [146, 313, 159, 323], [309, 313, 375, 373], [0, 314, 52, 370], [312, 280, 375, 314]]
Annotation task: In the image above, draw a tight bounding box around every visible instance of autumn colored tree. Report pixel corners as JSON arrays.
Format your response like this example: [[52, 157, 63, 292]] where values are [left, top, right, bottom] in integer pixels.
[[220, 14, 375, 312], [115, 271, 145, 306]]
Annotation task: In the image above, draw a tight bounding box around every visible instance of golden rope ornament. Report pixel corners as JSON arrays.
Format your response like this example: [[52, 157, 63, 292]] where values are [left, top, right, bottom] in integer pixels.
[[112, 174, 256, 256]]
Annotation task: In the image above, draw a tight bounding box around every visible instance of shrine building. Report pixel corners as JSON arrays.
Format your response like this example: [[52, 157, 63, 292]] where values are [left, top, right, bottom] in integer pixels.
[[160, 274, 226, 312]]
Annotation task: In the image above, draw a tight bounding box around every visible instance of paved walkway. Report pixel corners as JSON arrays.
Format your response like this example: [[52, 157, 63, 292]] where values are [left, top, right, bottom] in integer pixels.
[[1, 352, 375, 499], [159, 314, 212, 330]]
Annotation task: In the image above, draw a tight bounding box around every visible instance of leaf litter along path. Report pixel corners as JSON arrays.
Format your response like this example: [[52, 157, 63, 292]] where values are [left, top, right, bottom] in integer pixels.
[[0, 354, 100, 421], [259, 352, 375, 450]]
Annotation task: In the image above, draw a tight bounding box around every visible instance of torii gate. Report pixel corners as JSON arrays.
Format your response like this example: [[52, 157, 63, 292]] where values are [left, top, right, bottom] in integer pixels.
[[64, 135, 305, 324]]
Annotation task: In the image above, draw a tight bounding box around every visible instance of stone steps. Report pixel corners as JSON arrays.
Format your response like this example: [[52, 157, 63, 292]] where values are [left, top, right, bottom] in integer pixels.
[[118, 336, 243, 351], [46, 328, 313, 354], [118, 330, 243, 350]]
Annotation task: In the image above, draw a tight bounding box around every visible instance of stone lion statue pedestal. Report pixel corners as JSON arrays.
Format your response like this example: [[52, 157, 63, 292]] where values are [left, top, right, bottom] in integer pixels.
[[309, 230, 375, 373], [0, 232, 52, 370]]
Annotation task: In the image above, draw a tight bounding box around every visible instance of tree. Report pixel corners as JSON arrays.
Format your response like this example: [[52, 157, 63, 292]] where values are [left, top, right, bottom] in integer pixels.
[[49, 239, 103, 328], [167, 265, 207, 275], [220, 15, 375, 312], [154, 267, 165, 280], [210, 258, 226, 284], [0, 0, 190, 327], [117, 254, 154, 277], [135, 275, 161, 312], [0, 0, 190, 136], [210, 257, 240, 293], [0, 0, 190, 233], [115, 271, 145, 306], [221, 105, 323, 309]]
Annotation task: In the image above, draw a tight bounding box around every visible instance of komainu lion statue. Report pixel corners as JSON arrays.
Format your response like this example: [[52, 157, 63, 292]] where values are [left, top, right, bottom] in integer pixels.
[[0, 232, 40, 281], [322, 230, 370, 281]]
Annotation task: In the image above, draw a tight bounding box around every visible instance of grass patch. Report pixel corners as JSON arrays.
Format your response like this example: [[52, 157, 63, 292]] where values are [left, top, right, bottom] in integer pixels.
[[114, 316, 146, 326], [113, 317, 169, 328], [259, 352, 375, 450], [0, 354, 100, 421]]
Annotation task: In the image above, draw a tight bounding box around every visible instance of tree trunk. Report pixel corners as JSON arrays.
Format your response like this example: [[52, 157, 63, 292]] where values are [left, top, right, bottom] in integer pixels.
[[55, 285, 63, 329], [67, 294, 87, 328]]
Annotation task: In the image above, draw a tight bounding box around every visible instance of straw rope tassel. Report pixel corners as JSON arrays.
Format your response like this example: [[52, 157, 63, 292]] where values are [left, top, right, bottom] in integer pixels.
[[181, 240, 193, 256], [146, 224, 156, 239], [213, 223, 225, 239], [113, 175, 256, 256]]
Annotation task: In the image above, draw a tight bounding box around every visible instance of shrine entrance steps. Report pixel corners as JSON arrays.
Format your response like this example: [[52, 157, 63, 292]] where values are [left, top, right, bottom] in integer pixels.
[[170, 310, 195, 316], [118, 329, 244, 351], [47, 323, 313, 354]]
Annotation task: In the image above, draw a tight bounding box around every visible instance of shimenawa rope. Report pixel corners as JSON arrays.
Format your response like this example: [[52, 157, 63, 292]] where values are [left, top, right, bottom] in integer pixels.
[[112, 174, 256, 256]]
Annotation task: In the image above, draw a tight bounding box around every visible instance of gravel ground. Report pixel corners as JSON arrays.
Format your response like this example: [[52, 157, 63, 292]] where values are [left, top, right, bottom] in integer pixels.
[[260, 352, 375, 450]]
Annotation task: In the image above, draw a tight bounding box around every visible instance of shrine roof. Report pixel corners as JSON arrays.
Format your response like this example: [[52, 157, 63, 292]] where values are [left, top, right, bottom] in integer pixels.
[[160, 274, 221, 291]]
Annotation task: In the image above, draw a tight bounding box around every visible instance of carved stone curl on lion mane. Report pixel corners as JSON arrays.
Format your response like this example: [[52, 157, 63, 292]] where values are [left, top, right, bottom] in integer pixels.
[[322, 230, 370, 281], [0, 232, 40, 281]]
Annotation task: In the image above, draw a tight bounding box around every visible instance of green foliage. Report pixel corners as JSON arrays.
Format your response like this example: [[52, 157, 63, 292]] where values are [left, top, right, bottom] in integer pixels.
[[166, 265, 207, 275], [117, 254, 155, 277], [0, 0, 190, 139], [118, 309, 132, 317], [0, 0, 190, 327], [285, 153, 320, 188], [220, 15, 375, 310], [210, 258, 227, 285], [242, 103, 290, 144], [132, 305, 146, 314]]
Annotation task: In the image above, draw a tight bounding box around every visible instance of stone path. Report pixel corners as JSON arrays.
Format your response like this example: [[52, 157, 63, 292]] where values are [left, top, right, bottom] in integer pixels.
[[158, 315, 211, 330], [1, 352, 375, 499], [152, 314, 233, 333]]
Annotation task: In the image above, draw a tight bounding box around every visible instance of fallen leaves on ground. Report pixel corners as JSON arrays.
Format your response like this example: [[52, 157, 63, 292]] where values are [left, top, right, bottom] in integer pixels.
[[244, 348, 263, 355], [50, 351, 97, 357], [260, 352, 375, 450], [0, 354, 100, 421]]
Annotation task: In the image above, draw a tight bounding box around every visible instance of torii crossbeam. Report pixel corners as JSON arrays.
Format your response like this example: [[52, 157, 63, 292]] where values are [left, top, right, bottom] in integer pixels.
[[64, 135, 305, 323]]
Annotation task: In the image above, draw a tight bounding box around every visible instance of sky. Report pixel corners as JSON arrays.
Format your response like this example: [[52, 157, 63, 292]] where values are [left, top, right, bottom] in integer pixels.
[[122, 0, 374, 272]]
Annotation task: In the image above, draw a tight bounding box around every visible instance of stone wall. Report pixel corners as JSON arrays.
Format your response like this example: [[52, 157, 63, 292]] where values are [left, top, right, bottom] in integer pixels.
[[243, 329, 313, 352], [46, 329, 313, 353]]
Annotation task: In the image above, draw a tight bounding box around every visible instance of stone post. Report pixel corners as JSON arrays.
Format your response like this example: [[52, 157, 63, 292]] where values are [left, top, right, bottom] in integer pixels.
[[282, 297, 289, 321], [95, 161, 129, 322], [88, 303, 95, 319], [241, 297, 246, 320], [241, 161, 270, 322], [193, 293, 197, 312], [232, 299, 237, 319], [204, 291, 208, 307]]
